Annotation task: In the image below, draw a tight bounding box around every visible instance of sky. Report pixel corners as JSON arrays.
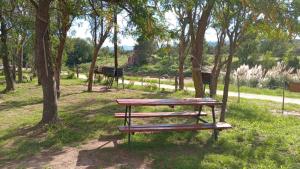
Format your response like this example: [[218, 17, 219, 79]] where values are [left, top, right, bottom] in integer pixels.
[[68, 11, 218, 47]]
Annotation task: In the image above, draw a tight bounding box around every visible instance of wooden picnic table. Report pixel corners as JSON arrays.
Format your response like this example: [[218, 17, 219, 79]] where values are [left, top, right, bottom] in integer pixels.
[[115, 98, 232, 144]]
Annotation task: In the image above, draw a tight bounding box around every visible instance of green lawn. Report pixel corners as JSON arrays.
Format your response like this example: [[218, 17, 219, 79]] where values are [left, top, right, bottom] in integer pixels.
[[124, 75, 300, 99], [0, 78, 299, 168]]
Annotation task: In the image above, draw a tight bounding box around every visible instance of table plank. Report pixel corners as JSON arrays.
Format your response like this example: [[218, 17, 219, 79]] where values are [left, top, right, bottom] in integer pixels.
[[118, 122, 232, 133], [114, 111, 207, 118], [116, 98, 222, 106]]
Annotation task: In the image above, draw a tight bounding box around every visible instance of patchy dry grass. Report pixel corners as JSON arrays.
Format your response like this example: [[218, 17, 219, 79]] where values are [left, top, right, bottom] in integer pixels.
[[0, 78, 299, 168]]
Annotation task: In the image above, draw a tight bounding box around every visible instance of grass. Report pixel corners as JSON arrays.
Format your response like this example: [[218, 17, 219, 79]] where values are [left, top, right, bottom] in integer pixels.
[[124, 75, 300, 99], [0, 77, 299, 168]]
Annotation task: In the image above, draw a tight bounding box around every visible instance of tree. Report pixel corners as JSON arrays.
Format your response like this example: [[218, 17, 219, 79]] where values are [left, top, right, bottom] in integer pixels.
[[0, 2, 15, 92], [14, 1, 32, 83], [66, 38, 93, 67], [172, 3, 190, 90], [30, 0, 58, 124], [209, 2, 227, 97], [87, 0, 113, 92], [187, 0, 215, 98], [218, 0, 300, 122], [219, 1, 249, 122], [54, 0, 82, 98], [132, 35, 155, 65]]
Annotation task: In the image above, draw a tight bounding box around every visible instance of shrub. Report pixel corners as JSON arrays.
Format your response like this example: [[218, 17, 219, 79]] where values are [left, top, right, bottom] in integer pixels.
[[260, 62, 294, 89], [290, 69, 300, 83], [144, 83, 158, 91], [233, 64, 264, 87], [66, 72, 76, 79]]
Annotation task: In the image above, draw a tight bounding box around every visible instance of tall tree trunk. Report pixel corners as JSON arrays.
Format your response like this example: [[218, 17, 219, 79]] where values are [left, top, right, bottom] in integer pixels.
[[114, 10, 118, 82], [189, 1, 215, 98], [210, 31, 225, 97], [35, 0, 58, 124], [220, 45, 235, 122], [0, 19, 15, 92], [178, 57, 184, 90], [87, 46, 101, 92], [17, 45, 24, 83], [54, 0, 72, 99], [178, 29, 188, 90], [12, 55, 16, 81], [54, 33, 66, 98]]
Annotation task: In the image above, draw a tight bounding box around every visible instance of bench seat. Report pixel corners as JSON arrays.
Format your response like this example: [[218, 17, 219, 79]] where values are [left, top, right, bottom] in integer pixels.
[[118, 122, 232, 133], [115, 111, 207, 118]]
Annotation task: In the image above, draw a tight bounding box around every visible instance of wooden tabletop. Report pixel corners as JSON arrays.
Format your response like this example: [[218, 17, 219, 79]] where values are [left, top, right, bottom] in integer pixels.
[[116, 98, 222, 106]]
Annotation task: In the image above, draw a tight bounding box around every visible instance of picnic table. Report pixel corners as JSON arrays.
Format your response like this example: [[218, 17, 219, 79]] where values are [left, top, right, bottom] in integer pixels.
[[115, 98, 232, 144]]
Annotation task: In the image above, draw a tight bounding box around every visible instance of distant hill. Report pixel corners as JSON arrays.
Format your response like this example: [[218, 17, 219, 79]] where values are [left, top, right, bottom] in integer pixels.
[[106, 45, 134, 51], [122, 45, 134, 51]]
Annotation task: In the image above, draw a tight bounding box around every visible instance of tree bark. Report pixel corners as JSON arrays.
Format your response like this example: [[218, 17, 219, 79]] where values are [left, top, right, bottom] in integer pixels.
[[54, 0, 72, 99], [12, 55, 16, 81], [54, 33, 66, 98], [189, 1, 215, 98], [114, 10, 118, 81], [0, 19, 15, 92], [220, 44, 235, 122], [177, 9, 189, 91], [178, 57, 184, 90], [17, 44, 24, 83], [210, 31, 225, 97], [34, 0, 58, 124], [87, 45, 101, 92]]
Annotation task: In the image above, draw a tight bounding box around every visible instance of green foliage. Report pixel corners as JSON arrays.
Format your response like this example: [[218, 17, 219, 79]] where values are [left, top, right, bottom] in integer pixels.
[[132, 35, 156, 65], [260, 51, 277, 69], [65, 38, 93, 67]]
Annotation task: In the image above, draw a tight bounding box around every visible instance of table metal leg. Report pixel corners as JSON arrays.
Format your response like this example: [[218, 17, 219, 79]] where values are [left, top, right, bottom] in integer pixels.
[[196, 106, 202, 124], [196, 106, 208, 123], [211, 106, 218, 140], [124, 106, 128, 125], [128, 105, 132, 144]]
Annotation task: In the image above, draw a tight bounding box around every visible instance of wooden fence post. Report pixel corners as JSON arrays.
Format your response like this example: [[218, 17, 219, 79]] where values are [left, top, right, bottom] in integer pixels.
[[175, 76, 178, 92], [158, 76, 161, 90], [237, 75, 240, 103], [282, 81, 285, 114]]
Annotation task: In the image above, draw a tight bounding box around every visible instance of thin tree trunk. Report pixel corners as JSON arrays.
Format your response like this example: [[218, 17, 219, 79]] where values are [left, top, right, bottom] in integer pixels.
[[54, 33, 66, 98], [220, 45, 235, 122], [178, 58, 184, 90], [54, 0, 72, 99], [12, 56, 16, 81], [35, 0, 58, 124], [114, 10, 118, 80], [87, 46, 101, 92], [18, 45, 24, 83], [189, 1, 215, 98], [0, 19, 15, 92], [210, 35, 225, 97]]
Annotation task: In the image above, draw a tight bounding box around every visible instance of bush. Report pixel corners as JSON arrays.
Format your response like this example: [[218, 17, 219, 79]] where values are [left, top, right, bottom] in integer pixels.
[[144, 83, 158, 91], [233, 64, 263, 87], [66, 72, 76, 79], [260, 62, 293, 89], [233, 62, 294, 89]]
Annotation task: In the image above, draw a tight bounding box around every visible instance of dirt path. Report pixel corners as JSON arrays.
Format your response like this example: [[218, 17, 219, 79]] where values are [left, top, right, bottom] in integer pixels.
[[121, 80, 300, 105], [4, 139, 151, 169], [62, 71, 300, 104]]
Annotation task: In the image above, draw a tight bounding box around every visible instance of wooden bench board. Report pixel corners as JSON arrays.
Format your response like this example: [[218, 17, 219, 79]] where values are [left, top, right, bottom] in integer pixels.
[[118, 122, 232, 133], [116, 98, 222, 106], [114, 111, 207, 118]]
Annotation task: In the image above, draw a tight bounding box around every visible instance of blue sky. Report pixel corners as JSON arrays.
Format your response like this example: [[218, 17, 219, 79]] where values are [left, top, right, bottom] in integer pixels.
[[68, 11, 218, 47]]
